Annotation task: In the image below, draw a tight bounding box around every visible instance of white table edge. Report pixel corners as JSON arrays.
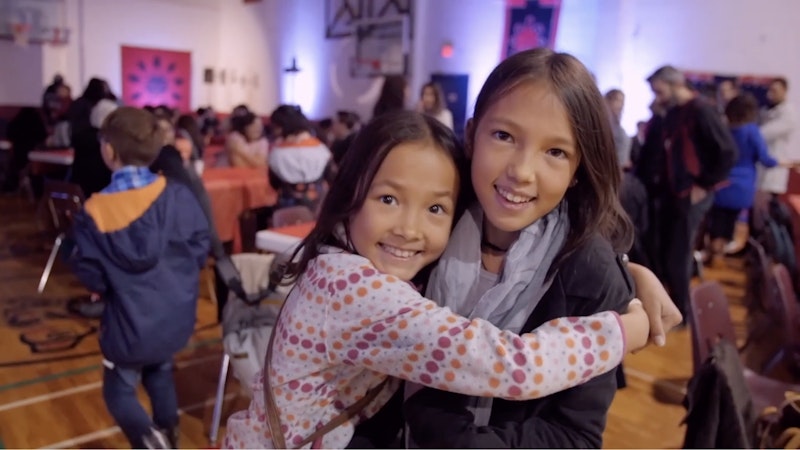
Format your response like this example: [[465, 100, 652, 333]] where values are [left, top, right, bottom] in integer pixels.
[[255, 229, 303, 254]]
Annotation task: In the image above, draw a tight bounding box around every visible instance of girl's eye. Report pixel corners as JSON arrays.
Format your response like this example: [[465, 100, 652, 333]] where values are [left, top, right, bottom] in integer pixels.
[[546, 148, 568, 159], [428, 204, 446, 215], [379, 195, 397, 205], [491, 130, 513, 142]]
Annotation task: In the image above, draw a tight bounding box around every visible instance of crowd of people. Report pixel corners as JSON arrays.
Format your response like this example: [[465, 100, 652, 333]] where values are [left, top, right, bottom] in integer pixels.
[[2, 43, 797, 449]]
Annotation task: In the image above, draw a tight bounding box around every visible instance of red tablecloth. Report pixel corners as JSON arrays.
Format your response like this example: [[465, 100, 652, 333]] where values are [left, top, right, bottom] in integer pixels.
[[28, 148, 74, 175], [202, 167, 277, 252], [274, 222, 315, 238]]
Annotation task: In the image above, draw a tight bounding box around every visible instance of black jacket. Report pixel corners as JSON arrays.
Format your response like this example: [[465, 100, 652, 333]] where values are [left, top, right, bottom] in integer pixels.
[[660, 98, 737, 197], [682, 340, 755, 449], [350, 234, 634, 448]]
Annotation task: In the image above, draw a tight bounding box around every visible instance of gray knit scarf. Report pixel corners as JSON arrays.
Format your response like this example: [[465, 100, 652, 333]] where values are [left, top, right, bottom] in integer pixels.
[[407, 201, 569, 431]]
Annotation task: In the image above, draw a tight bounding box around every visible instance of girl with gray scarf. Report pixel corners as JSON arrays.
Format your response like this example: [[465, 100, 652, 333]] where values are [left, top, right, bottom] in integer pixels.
[[397, 49, 683, 448]]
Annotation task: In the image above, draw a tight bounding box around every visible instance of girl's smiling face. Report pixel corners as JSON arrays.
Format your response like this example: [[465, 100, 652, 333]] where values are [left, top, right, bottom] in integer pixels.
[[348, 141, 460, 281], [470, 80, 580, 240]]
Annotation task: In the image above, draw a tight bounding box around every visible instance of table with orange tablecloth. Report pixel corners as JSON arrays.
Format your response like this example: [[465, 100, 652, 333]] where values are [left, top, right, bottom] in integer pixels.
[[201, 167, 277, 252], [28, 148, 74, 176]]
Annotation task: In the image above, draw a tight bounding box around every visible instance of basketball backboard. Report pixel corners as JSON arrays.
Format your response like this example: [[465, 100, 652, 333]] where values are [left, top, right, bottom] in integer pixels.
[[0, 0, 70, 46], [350, 16, 409, 78]]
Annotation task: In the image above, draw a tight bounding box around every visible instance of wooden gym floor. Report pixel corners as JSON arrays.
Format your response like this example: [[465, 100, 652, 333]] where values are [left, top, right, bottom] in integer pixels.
[[0, 195, 752, 449]]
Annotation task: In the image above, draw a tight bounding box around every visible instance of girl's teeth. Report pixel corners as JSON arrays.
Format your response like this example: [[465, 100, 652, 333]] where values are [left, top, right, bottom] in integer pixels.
[[382, 245, 415, 258], [498, 188, 531, 204]]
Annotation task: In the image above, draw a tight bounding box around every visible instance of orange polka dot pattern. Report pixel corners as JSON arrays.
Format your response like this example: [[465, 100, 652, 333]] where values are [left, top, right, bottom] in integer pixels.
[[223, 253, 626, 449]]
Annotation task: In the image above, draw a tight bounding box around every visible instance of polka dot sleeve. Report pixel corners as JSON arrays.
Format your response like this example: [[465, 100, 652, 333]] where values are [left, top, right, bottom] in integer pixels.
[[316, 254, 626, 401]]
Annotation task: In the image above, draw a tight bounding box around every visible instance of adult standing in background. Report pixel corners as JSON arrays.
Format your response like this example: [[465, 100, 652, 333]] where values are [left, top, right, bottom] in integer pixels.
[[417, 82, 454, 130], [716, 78, 740, 114], [645, 65, 737, 320], [372, 75, 408, 119], [759, 77, 798, 196], [68, 78, 118, 196], [605, 89, 631, 168], [329, 110, 361, 165]]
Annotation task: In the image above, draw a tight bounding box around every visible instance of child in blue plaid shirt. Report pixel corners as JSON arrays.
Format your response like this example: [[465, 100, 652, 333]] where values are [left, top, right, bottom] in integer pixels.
[[69, 107, 210, 448]]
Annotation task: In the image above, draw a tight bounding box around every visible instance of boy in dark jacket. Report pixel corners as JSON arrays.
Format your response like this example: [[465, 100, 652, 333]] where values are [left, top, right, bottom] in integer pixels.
[[69, 107, 210, 449]]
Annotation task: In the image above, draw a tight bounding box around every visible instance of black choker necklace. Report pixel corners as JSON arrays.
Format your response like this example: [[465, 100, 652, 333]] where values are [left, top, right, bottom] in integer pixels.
[[481, 238, 509, 253]]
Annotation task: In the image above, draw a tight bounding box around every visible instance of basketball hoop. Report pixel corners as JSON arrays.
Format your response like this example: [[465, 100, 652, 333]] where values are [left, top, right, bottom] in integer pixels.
[[10, 21, 31, 47], [49, 27, 69, 46]]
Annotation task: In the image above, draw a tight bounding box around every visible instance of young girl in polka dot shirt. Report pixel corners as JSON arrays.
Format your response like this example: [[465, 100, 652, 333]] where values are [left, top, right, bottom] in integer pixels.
[[223, 110, 651, 449]]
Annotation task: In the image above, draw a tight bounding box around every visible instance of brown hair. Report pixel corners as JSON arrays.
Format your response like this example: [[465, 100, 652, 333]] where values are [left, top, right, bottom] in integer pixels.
[[285, 110, 470, 283], [420, 82, 446, 113], [100, 106, 162, 166], [604, 88, 624, 101], [469, 48, 633, 261], [772, 77, 788, 90], [647, 65, 685, 86], [725, 93, 759, 126], [372, 75, 407, 118]]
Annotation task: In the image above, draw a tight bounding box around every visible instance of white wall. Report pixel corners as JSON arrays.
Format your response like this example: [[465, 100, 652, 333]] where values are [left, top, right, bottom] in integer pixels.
[[0, 42, 43, 104], [593, 0, 800, 134], [7, 0, 800, 126], [214, 0, 277, 114], [1, 0, 276, 113], [258, 0, 392, 120], [75, 0, 221, 110], [412, 0, 505, 121]]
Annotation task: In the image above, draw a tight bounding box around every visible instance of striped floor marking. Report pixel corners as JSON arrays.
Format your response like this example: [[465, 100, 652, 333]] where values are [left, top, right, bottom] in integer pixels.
[[0, 337, 221, 393], [40, 392, 238, 449], [0, 354, 221, 413]]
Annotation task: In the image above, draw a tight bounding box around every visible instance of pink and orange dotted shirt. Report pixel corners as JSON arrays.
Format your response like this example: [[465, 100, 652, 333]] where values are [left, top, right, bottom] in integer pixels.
[[223, 252, 627, 449]]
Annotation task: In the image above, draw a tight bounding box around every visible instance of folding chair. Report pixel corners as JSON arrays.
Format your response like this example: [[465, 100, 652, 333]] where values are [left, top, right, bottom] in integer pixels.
[[761, 264, 800, 377], [37, 180, 84, 294], [689, 280, 799, 413]]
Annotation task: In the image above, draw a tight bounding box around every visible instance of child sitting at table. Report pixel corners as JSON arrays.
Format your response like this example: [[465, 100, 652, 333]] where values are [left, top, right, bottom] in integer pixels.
[[268, 105, 332, 212], [68, 106, 210, 449]]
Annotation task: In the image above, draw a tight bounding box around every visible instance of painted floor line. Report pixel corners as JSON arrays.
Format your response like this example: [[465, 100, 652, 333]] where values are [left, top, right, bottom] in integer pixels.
[[41, 392, 238, 449], [0, 337, 221, 393], [0, 381, 101, 413], [0, 354, 221, 413]]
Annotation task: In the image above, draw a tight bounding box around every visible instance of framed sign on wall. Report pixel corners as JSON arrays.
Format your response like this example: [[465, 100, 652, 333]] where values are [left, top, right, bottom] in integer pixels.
[[121, 45, 191, 111]]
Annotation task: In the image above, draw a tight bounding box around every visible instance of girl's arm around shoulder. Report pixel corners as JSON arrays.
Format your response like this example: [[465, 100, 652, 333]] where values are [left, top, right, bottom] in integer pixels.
[[314, 253, 639, 401]]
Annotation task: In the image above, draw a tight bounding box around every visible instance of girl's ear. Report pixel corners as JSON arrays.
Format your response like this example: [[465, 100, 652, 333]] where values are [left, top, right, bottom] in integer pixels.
[[464, 118, 475, 159]]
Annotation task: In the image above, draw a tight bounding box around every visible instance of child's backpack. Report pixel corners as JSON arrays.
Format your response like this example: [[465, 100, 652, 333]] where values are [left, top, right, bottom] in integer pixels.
[[221, 252, 291, 395], [763, 199, 797, 280]]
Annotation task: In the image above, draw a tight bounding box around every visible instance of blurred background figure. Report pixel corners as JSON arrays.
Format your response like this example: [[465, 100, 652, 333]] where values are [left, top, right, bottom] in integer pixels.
[[372, 75, 407, 119], [329, 110, 361, 165], [605, 88, 631, 169], [417, 81, 453, 130]]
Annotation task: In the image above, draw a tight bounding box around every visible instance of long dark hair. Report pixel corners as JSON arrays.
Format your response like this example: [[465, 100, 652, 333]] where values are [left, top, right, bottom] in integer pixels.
[[82, 78, 114, 106], [176, 114, 205, 158], [270, 104, 312, 138], [469, 48, 633, 261], [284, 110, 469, 282], [372, 75, 407, 119]]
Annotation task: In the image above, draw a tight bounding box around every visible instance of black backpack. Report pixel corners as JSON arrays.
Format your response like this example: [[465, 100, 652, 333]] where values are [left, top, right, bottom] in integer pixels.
[[758, 198, 797, 284]]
